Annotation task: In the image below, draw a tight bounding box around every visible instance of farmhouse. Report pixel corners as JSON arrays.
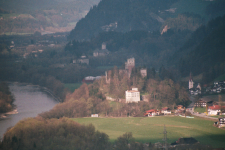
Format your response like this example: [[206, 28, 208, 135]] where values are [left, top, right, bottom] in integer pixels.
[[144, 109, 160, 117], [208, 105, 225, 115], [194, 99, 207, 107], [93, 42, 110, 57], [218, 117, 225, 128], [125, 88, 140, 103], [161, 107, 171, 115]]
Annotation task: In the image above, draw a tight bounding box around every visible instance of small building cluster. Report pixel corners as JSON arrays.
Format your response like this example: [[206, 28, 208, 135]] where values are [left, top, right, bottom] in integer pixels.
[[194, 99, 225, 116], [144, 107, 171, 117], [93, 42, 110, 57], [101, 22, 117, 32], [189, 73, 201, 95], [208, 105, 225, 116], [205, 81, 225, 94], [73, 54, 89, 65], [82, 76, 102, 83], [214, 117, 225, 128]]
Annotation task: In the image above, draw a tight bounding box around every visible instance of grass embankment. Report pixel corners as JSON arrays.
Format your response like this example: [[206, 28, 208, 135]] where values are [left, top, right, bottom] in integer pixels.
[[64, 83, 82, 92], [194, 107, 206, 114], [72, 116, 225, 148]]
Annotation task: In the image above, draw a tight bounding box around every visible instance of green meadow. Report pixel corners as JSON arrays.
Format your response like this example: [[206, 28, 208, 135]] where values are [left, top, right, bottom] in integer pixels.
[[72, 116, 225, 148], [64, 83, 82, 92]]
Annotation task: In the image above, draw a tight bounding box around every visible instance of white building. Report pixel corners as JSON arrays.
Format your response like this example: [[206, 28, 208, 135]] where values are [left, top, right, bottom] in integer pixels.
[[208, 105, 221, 115], [189, 73, 194, 89], [140, 68, 147, 78], [125, 88, 140, 103]]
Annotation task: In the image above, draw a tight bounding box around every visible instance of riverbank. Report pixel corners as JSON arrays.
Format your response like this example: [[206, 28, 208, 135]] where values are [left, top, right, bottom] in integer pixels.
[[8, 82, 62, 102], [0, 83, 58, 139], [0, 82, 61, 119], [0, 109, 18, 120]]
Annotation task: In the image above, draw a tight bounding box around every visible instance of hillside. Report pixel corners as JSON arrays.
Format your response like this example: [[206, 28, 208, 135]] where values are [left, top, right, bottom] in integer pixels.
[[68, 0, 179, 40], [68, 0, 225, 41], [173, 15, 225, 82], [0, 0, 100, 35]]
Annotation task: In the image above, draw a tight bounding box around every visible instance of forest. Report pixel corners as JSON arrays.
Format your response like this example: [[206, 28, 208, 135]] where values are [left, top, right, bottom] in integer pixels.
[[174, 15, 225, 82]]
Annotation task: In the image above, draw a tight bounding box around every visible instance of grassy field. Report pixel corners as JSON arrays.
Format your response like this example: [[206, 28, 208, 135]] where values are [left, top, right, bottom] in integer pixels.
[[72, 116, 225, 148], [64, 83, 82, 92]]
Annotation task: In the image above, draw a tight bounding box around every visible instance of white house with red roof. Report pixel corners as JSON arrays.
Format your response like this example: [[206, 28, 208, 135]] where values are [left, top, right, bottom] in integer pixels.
[[125, 88, 140, 103], [161, 107, 171, 115], [208, 105, 225, 115], [144, 109, 160, 117]]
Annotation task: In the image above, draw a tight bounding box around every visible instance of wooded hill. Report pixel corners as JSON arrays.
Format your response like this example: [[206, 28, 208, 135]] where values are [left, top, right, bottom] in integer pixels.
[[68, 0, 225, 40], [173, 15, 225, 82]]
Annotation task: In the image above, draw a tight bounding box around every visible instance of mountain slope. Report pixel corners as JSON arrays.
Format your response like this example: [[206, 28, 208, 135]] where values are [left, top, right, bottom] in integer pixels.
[[68, 0, 179, 40], [68, 0, 225, 41], [174, 15, 225, 78]]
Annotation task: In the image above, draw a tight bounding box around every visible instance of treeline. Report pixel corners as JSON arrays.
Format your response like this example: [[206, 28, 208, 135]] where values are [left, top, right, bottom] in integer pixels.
[[0, 82, 14, 113], [0, 117, 145, 150], [0, 117, 110, 150]]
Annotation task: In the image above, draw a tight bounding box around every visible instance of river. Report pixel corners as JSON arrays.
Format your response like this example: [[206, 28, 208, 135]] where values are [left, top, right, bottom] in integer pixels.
[[0, 83, 58, 139]]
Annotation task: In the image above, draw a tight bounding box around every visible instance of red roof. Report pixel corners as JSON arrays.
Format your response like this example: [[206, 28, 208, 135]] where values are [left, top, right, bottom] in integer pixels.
[[145, 109, 157, 113], [208, 105, 225, 110], [161, 107, 170, 111]]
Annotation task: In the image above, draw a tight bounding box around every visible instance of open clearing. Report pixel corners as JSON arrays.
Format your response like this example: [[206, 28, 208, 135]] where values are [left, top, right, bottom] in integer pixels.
[[72, 116, 225, 148]]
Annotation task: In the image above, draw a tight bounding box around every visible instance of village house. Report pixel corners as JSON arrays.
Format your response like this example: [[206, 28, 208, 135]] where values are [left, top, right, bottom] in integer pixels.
[[93, 42, 110, 57], [82, 76, 102, 83], [218, 117, 225, 128], [175, 105, 185, 114], [144, 109, 160, 117], [161, 107, 171, 115], [194, 99, 207, 107], [125, 88, 140, 103], [208, 105, 225, 115], [91, 114, 99, 117], [73, 54, 89, 65]]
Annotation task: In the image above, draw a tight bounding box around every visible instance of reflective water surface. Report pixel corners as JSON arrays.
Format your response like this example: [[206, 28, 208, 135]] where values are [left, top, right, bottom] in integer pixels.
[[0, 83, 58, 139]]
